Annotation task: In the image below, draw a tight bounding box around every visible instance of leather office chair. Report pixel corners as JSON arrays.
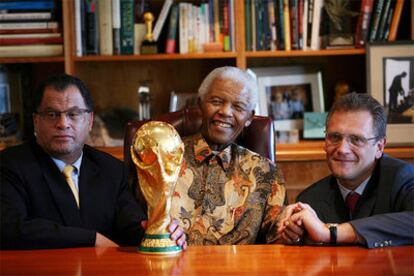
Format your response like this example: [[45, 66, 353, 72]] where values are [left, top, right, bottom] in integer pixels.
[[123, 108, 275, 197]]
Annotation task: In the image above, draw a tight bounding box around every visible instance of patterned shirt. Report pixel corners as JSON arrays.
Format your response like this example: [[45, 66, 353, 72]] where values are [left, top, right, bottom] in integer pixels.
[[170, 133, 286, 245]]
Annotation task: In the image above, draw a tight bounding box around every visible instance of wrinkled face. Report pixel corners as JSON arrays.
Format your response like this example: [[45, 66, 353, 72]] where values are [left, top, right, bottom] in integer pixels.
[[131, 121, 184, 182], [200, 78, 254, 149], [33, 85, 93, 164], [324, 111, 385, 189]]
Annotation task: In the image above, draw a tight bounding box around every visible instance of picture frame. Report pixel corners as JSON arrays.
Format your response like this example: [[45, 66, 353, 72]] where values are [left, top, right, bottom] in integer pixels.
[[169, 91, 199, 112], [367, 42, 414, 146], [249, 66, 324, 131], [0, 83, 11, 114]]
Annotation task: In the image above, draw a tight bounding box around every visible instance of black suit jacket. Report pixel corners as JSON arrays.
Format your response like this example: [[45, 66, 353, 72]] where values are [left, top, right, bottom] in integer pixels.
[[297, 154, 414, 248], [0, 141, 146, 249]]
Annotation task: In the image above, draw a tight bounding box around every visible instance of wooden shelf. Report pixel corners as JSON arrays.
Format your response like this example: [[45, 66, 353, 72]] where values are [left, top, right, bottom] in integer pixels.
[[0, 56, 64, 64], [245, 48, 366, 58], [72, 52, 238, 62]]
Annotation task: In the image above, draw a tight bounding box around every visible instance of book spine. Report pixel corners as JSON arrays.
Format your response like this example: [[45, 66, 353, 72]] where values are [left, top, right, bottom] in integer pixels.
[[368, 0, 385, 42], [276, 0, 285, 50], [310, 0, 322, 50], [382, 7, 394, 40], [267, 0, 277, 51], [245, 0, 252, 51], [0, 21, 58, 30], [153, 0, 173, 42], [298, 0, 303, 49], [307, 0, 313, 48], [0, 33, 61, 38], [85, 0, 98, 55], [388, 0, 404, 41], [290, 0, 299, 49], [354, 0, 374, 48], [229, 0, 235, 51], [179, 2, 188, 54], [120, 0, 134, 55], [75, 0, 83, 56], [0, 37, 63, 45], [98, 0, 113, 55], [0, 1, 55, 10], [377, 0, 392, 41], [0, 12, 52, 21], [283, 0, 291, 51], [251, 0, 256, 51], [165, 4, 178, 54], [0, 28, 59, 35], [302, 0, 308, 50], [0, 44, 63, 58], [113, 0, 121, 55]]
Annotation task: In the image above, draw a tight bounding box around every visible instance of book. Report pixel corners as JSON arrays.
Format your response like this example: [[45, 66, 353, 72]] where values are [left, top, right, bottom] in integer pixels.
[[388, 0, 404, 41], [179, 2, 189, 54], [377, 0, 392, 41], [0, 28, 59, 35], [276, 0, 285, 50], [290, 0, 299, 49], [85, 0, 98, 55], [0, 12, 52, 21], [251, 0, 256, 51], [0, 36, 63, 45], [0, 21, 58, 30], [302, 0, 309, 50], [310, 0, 323, 50], [0, 33, 61, 38], [267, 0, 277, 50], [112, 0, 121, 55], [0, 44, 63, 57], [368, 0, 385, 42], [354, 0, 374, 48], [153, 0, 173, 42], [98, 0, 113, 55], [283, 0, 291, 51], [382, 5, 394, 40], [74, 0, 83, 56], [120, 0, 134, 55], [245, 0, 252, 51], [0, 1, 54, 10], [165, 4, 178, 54]]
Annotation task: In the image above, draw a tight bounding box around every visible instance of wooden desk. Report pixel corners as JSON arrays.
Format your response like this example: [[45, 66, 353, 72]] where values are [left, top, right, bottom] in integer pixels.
[[1, 245, 413, 275]]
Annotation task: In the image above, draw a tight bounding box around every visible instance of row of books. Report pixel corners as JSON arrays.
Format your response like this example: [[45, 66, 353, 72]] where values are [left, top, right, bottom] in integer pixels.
[[75, 0, 235, 56], [0, 0, 63, 58], [245, 0, 405, 51]]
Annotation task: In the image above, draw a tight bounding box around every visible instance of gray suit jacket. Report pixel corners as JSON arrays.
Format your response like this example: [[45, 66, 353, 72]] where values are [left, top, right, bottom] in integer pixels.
[[297, 154, 414, 248], [1, 140, 146, 249]]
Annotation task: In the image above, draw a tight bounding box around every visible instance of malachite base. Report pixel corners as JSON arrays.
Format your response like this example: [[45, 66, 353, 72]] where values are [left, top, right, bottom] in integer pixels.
[[138, 233, 182, 255]]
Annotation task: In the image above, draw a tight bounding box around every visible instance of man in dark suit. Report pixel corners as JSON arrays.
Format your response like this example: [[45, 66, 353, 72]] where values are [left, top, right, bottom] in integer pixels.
[[0, 74, 186, 250], [279, 93, 414, 248]]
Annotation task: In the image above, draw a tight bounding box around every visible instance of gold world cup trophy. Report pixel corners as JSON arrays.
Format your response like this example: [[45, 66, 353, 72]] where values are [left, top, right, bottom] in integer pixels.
[[130, 121, 184, 254]]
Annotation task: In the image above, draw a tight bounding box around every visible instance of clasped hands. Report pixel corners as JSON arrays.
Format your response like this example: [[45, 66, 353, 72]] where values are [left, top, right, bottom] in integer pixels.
[[277, 202, 331, 245]]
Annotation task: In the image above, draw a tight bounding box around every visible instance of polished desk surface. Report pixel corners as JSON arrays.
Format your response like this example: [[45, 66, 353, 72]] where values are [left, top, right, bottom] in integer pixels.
[[1, 245, 413, 275]]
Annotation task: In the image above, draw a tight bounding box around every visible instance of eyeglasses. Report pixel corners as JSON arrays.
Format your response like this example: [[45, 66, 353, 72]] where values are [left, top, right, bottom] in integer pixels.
[[325, 132, 378, 148], [35, 108, 91, 123]]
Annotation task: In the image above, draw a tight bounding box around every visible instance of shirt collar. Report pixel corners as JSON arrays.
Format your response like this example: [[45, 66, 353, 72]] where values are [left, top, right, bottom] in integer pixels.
[[52, 153, 83, 175], [193, 134, 232, 171], [337, 175, 371, 200]]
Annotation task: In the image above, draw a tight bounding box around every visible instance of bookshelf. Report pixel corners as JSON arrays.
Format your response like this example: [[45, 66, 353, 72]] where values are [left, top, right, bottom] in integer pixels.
[[1, 1, 413, 199]]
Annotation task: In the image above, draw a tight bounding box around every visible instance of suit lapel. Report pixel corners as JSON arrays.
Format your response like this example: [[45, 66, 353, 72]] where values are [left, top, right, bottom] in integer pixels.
[[322, 178, 349, 222], [33, 143, 83, 226]]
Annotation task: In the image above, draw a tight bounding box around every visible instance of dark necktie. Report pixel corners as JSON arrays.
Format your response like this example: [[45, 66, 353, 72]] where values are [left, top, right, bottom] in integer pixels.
[[345, 192, 360, 217]]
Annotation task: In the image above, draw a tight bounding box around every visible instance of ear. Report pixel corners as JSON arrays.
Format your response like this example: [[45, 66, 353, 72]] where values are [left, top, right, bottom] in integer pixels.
[[245, 110, 255, 127], [88, 112, 94, 132], [375, 137, 386, 159]]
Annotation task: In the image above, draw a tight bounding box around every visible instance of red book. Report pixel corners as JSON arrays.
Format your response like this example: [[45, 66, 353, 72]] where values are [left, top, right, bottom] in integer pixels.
[[0, 37, 63, 45], [354, 0, 374, 48]]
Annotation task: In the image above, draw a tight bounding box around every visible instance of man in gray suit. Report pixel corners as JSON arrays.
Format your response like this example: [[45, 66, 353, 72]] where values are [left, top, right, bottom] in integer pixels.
[[280, 93, 414, 248]]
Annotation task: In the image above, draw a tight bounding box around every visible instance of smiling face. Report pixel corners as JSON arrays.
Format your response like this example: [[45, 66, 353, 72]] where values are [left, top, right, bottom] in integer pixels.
[[33, 85, 93, 164], [324, 110, 385, 189], [199, 78, 254, 150]]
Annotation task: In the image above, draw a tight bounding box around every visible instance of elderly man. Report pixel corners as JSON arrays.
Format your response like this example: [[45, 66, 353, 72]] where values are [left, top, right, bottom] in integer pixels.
[[280, 93, 414, 248], [167, 66, 287, 245], [0, 74, 186, 249]]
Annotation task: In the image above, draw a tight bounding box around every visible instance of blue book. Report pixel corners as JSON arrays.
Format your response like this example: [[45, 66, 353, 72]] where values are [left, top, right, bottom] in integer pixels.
[[0, 1, 54, 10]]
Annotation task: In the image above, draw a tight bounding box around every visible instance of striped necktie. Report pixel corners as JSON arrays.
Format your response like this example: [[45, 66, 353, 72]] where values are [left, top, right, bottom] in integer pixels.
[[62, 165, 79, 208]]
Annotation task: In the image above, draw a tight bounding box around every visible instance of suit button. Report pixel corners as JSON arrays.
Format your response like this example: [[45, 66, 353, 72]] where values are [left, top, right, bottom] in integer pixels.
[[384, 241, 389, 246], [374, 242, 379, 247], [380, 243, 384, 247]]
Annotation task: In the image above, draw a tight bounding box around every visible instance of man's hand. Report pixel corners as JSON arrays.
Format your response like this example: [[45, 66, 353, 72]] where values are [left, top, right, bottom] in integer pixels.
[[277, 203, 304, 244], [95, 233, 119, 247], [141, 219, 188, 250]]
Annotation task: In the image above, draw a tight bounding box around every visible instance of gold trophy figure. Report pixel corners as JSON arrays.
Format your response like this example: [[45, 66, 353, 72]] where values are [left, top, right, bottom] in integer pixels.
[[131, 121, 184, 254], [141, 12, 158, 54]]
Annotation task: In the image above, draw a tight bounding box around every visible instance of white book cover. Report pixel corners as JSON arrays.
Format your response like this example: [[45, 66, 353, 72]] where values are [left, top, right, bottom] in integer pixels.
[[203, 3, 210, 44], [74, 0, 83, 56], [0, 12, 51, 21], [98, 0, 113, 55], [0, 21, 58, 30], [179, 3, 188, 54], [194, 5, 202, 53], [302, 0, 309, 50], [310, 0, 323, 50], [153, 0, 173, 41], [187, 3, 194, 53]]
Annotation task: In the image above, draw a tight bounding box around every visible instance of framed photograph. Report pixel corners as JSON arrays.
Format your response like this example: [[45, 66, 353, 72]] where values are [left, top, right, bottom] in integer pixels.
[[249, 66, 324, 131], [0, 83, 11, 113], [367, 42, 414, 145], [169, 91, 199, 112]]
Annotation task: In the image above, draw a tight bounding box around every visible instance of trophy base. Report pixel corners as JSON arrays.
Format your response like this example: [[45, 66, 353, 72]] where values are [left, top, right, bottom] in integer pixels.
[[138, 234, 182, 255], [141, 41, 158, 55]]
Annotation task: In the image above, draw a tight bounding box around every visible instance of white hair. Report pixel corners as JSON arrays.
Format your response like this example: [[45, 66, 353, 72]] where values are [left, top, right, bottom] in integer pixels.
[[197, 66, 258, 111]]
